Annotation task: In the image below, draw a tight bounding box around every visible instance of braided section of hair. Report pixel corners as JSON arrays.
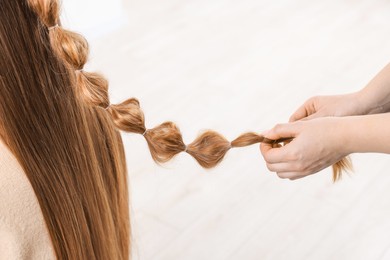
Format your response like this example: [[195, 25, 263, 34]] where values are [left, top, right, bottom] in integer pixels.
[[27, 1, 351, 183], [107, 98, 352, 181], [27, 0, 109, 109]]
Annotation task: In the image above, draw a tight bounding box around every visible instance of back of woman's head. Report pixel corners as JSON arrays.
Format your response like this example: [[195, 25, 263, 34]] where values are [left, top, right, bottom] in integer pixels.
[[0, 0, 352, 259]]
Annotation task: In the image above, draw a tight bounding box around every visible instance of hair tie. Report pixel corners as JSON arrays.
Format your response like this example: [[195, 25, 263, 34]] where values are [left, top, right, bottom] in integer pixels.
[[142, 129, 148, 136], [184, 145, 188, 153], [48, 24, 59, 31], [105, 105, 111, 111]]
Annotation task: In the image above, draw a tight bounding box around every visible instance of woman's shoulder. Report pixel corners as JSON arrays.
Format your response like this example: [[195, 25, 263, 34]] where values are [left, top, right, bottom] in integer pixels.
[[0, 139, 56, 259]]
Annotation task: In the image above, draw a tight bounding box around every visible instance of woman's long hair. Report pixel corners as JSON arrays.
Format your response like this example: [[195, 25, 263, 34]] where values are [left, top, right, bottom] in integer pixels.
[[0, 0, 129, 259], [0, 0, 351, 259]]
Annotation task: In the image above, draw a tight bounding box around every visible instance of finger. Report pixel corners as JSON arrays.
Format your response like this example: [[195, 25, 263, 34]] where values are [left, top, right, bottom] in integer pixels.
[[260, 123, 301, 163], [289, 175, 306, 180], [299, 111, 325, 121], [265, 162, 296, 173], [263, 123, 299, 141], [260, 142, 273, 160], [290, 107, 323, 122], [289, 97, 320, 122], [260, 143, 291, 164], [276, 172, 301, 179], [289, 104, 309, 122]]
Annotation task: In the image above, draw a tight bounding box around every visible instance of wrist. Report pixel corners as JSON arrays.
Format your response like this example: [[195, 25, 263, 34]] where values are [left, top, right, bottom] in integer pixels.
[[335, 116, 358, 155], [355, 62, 390, 114], [354, 90, 380, 115], [339, 113, 390, 154]]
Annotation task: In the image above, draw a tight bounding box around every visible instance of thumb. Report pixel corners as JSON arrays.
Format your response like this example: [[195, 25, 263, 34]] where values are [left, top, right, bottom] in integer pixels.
[[289, 101, 316, 122], [262, 123, 300, 141], [289, 105, 308, 122], [298, 112, 324, 121], [290, 110, 326, 122]]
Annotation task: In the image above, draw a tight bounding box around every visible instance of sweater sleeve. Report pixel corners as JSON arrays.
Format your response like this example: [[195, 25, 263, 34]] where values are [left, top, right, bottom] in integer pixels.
[[0, 139, 56, 260]]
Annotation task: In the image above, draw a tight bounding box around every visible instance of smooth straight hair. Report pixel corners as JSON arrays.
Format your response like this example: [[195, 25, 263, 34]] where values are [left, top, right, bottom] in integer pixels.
[[0, 0, 130, 259]]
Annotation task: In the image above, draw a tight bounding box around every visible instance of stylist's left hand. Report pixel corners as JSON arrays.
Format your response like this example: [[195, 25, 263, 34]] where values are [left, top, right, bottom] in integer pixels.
[[260, 117, 349, 180]]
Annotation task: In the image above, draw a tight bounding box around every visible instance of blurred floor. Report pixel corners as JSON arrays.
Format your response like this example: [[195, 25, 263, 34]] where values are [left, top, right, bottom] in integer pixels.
[[82, 0, 390, 259]]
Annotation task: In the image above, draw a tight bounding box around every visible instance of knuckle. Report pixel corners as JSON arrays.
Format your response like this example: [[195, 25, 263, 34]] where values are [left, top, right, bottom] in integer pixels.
[[289, 149, 302, 161], [260, 150, 268, 161], [289, 150, 298, 160], [295, 161, 306, 171], [263, 156, 270, 164], [264, 153, 275, 163], [266, 163, 274, 172], [308, 96, 319, 103]]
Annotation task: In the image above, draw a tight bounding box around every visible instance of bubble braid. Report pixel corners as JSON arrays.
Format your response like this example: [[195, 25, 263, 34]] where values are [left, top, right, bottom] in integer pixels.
[[105, 99, 352, 182], [27, 0, 352, 182], [27, 0, 109, 109]]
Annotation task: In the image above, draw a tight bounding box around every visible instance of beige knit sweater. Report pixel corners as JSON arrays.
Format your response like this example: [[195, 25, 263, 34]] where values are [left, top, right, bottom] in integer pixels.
[[0, 138, 56, 259]]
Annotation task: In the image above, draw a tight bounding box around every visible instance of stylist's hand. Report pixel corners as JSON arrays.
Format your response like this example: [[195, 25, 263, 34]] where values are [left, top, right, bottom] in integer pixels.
[[260, 117, 350, 180], [289, 92, 369, 122]]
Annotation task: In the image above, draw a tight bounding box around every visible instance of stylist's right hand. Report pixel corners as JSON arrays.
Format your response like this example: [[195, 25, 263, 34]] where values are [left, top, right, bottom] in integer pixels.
[[260, 117, 350, 180]]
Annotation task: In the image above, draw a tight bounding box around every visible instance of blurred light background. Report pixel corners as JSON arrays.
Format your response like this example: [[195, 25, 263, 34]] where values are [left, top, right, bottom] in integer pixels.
[[62, 1, 390, 259]]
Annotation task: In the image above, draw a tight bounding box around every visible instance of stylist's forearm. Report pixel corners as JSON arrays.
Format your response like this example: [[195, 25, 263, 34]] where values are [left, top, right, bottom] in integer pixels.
[[358, 63, 390, 114], [342, 113, 390, 154]]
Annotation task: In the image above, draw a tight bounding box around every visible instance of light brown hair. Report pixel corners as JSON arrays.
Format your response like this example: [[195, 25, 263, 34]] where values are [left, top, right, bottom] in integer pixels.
[[0, 0, 128, 259], [0, 0, 351, 259]]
